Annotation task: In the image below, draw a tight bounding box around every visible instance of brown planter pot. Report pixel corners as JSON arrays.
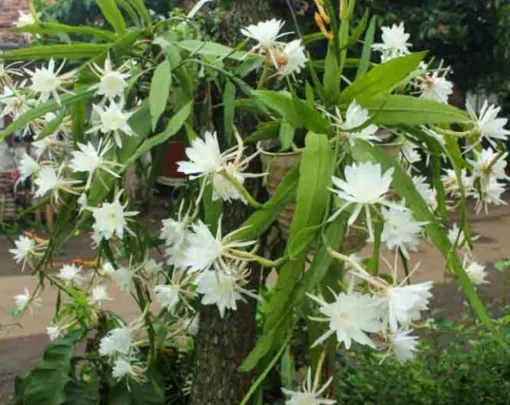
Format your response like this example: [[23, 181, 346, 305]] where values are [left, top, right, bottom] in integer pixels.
[[258, 140, 403, 253]]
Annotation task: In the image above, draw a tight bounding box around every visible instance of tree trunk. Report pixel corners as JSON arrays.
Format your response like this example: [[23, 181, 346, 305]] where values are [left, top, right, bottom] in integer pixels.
[[189, 202, 259, 405], [188, 1, 304, 403]]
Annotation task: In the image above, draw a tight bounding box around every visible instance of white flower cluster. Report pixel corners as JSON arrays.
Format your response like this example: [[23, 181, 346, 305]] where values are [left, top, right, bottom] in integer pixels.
[[241, 19, 307, 77], [309, 259, 433, 364]]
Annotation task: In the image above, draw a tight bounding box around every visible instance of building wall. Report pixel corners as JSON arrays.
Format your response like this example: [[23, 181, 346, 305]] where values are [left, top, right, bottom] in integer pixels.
[[0, 0, 30, 50]]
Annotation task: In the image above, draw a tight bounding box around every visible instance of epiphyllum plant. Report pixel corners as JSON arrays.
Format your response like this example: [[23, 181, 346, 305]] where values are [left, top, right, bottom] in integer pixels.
[[1, 0, 508, 404]]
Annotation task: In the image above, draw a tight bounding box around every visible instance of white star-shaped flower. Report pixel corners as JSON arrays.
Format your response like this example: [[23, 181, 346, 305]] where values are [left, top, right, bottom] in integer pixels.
[[282, 370, 336, 405], [388, 329, 419, 363], [308, 291, 383, 349], [88, 191, 138, 241], [99, 327, 132, 357], [90, 55, 131, 101], [57, 264, 83, 285], [467, 100, 510, 146], [26, 59, 75, 104], [419, 72, 453, 104], [381, 204, 425, 258], [241, 19, 287, 50], [372, 22, 411, 62], [88, 103, 136, 148]]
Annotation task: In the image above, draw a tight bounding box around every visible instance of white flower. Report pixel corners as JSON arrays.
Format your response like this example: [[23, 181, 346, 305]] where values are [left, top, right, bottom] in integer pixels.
[[400, 141, 421, 165], [0, 85, 33, 121], [9, 235, 37, 271], [338, 100, 379, 144], [88, 103, 136, 148], [372, 23, 411, 62], [154, 284, 181, 313], [14, 288, 41, 313], [195, 269, 245, 318], [308, 292, 383, 349], [468, 148, 509, 183], [57, 264, 83, 285], [330, 162, 397, 238], [89, 285, 111, 305], [161, 217, 190, 267], [441, 168, 473, 196], [388, 329, 419, 363], [448, 223, 467, 249], [15, 11, 36, 27], [282, 370, 336, 405], [90, 55, 130, 101], [112, 358, 134, 380], [183, 221, 223, 272], [47, 324, 63, 341], [277, 40, 307, 77], [381, 205, 425, 258], [412, 176, 437, 210], [70, 140, 122, 189], [26, 59, 75, 104], [464, 258, 488, 285], [177, 131, 223, 178], [89, 191, 138, 241], [383, 281, 433, 331], [475, 178, 506, 214], [18, 153, 40, 181], [419, 72, 453, 104], [110, 265, 134, 292], [467, 100, 510, 145], [210, 162, 246, 203], [33, 165, 80, 201], [144, 258, 163, 277], [241, 19, 286, 50], [99, 327, 132, 357]]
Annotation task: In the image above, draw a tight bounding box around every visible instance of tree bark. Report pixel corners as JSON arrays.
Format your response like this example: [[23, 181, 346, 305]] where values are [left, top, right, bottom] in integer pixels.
[[188, 1, 304, 403], [189, 202, 259, 405]]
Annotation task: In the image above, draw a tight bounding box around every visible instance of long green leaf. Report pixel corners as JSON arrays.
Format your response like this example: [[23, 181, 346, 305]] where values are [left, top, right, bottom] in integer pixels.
[[358, 95, 469, 125], [356, 15, 376, 77], [126, 101, 192, 166], [96, 0, 127, 34], [176, 40, 251, 61], [149, 59, 172, 131], [223, 80, 236, 144], [340, 52, 427, 103], [352, 141, 496, 331], [0, 89, 95, 141], [232, 167, 299, 242], [125, 0, 151, 26], [323, 43, 341, 105], [252, 90, 302, 128], [11, 23, 116, 41], [1, 44, 109, 60]]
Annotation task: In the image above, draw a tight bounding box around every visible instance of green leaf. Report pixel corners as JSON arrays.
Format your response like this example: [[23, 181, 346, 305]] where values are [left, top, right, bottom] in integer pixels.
[[11, 22, 116, 41], [22, 331, 82, 405], [323, 43, 341, 105], [265, 134, 334, 333], [126, 101, 192, 166], [352, 141, 498, 335], [37, 111, 66, 140], [176, 40, 252, 61], [150, 59, 172, 131], [340, 52, 427, 103], [223, 80, 236, 144], [292, 96, 331, 134], [232, 167, 299, 242], [117, 0, 141, 27], [245, 121, 280, 144], [96, 0, 127, 34], [280, 345, 296, 389], [1, 44, 109, 60], [279, 121, 295, 151], [64, 378, 100, 405], [358, 95, 469, 125], [0, 89, 95, 142], [356, 15, 377, 77], [252, 90, 302, 128], [346, 9, 369, 49], [288, 225, 321, 259], [126, 0, 151, 26]]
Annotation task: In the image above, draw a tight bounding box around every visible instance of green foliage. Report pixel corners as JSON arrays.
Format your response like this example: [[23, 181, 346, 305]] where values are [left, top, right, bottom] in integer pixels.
[[337, 316, 510, 405]]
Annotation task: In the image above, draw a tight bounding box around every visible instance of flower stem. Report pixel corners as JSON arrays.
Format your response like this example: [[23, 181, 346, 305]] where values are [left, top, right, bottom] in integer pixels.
[[228, 249, 286, 268], [220, 170, 263, 209]]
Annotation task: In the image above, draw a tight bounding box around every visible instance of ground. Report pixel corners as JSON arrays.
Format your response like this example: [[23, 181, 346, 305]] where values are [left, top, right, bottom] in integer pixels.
[[0, 202, 509, 404]]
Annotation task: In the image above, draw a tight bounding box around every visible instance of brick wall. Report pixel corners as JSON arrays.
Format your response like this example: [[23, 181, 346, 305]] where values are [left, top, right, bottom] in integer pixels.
[[0, 0, 30, 50]]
